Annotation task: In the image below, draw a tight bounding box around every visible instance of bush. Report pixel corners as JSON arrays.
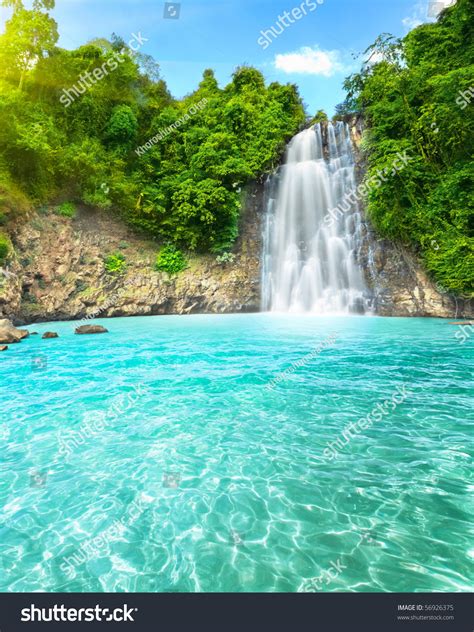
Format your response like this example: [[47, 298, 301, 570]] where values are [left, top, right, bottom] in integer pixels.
[[310, 109, 328, 124], [215, 252, 236, 264], [105, 105, 138, 147], [0, 233, 9, 263], [82, 189, 111, 210], [104, 252, 127, 275], [0, 179, 31, 223], [155, 245, 187, 274], [55, 202, 76, 218]]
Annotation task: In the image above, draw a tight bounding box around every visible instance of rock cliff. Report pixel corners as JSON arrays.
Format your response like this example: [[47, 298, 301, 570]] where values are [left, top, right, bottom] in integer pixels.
[[0, 185, 263, 325], [348, 115, 473, 318], [0, 119, 471, 323]]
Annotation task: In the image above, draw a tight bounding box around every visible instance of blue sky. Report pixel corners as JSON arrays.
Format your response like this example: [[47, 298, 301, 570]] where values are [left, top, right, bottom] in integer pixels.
[[1, 0, 455, 115]]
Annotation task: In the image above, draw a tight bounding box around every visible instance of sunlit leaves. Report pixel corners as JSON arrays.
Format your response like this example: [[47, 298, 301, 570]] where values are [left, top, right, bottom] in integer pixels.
[[344, 0, 473, 296]]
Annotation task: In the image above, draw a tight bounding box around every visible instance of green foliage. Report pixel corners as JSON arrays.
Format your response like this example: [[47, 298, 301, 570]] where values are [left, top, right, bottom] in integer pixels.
[[0, 0, 304, 255], [105, 105, 138, 148], [216, 252, 236, 264], [130, 66, 305, 250], [155, 245, 187, 274], [55, 201, 76, 217], [344, 0, 474, 297], [0, 232, 9, 263], [0, 176, 31, 223], [104, 252, 126, 274], [0, 4, 58, 89], [333, 100, 358, 120], [310, 110, 328, 124]]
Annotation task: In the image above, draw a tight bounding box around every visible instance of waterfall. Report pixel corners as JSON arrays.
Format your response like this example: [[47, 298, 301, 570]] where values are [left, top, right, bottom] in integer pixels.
[[261, 121, 373, 314]]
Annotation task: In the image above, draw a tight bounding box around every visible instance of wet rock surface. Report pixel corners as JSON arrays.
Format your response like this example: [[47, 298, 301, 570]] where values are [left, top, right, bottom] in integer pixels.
[[75, 325, 109, 334], [0, 318, 29, 343]]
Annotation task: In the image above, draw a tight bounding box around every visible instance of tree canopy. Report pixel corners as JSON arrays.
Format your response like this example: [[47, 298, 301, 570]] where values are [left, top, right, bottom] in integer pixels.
[[0, 2, 305, 252], [343, 0, 474, 296]]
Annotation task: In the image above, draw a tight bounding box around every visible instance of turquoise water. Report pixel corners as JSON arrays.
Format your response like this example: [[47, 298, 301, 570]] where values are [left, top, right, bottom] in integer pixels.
[[1, 314, 473, 592]]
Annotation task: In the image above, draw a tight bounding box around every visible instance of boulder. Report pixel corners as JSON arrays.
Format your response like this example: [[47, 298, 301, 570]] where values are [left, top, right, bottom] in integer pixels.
[[42, 332, 59, 339], [75, 325, 108, 335], [0, 345, 7, 351], [0, 319, 29, 344]]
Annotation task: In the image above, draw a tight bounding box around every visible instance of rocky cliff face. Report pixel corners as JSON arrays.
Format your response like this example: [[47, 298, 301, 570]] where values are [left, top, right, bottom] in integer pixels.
[[347, 115, 473, 318], [0, 120, 471, 323], [0, 184, 264, 325]]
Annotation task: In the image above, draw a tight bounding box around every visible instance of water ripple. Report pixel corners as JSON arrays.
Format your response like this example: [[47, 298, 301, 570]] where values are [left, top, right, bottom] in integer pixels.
[[1, 314, 472, 592]]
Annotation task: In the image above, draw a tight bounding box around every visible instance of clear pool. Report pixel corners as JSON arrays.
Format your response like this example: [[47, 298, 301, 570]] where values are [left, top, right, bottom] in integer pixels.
[[1, 314, 472, 592]]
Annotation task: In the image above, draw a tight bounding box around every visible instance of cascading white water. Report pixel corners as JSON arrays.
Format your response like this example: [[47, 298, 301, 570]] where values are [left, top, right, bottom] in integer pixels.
[[262, 121, 372, 314]]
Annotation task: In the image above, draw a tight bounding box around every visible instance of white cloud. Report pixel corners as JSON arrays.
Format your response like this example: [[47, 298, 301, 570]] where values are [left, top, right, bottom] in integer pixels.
[[274, 47, 346, 77], [402, 0, 456, 32], [402, 14, 423, 30]]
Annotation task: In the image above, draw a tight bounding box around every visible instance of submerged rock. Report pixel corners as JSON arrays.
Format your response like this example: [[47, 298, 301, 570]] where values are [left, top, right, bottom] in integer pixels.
[[42, 331, 59, 339], [0, 318, 29, 343], [0, 345, 7, 351], [449, 321, 474, 325], [75, 325, 108, 335]]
